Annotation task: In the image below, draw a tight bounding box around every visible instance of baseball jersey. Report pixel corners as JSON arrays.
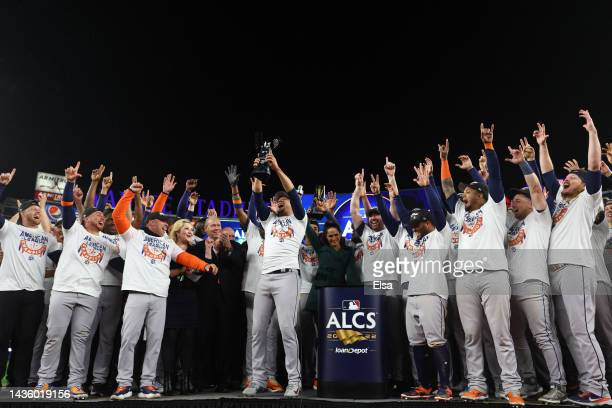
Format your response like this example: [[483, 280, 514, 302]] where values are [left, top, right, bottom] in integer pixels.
[[398, 225, 450, 298], [299, 243, 319, 294], [549, 187, 602, 267], [455, 197, 508, 272], [260, 213, 307, 274], [53, 223, 120, 298], [0, 222, 60, 291], [358, 224, 399, 282], [242, 220, 264, 293], [100, 235, 126, 287], [591, 219, 611, 286], [505, 209, 552, 285], [120, 226, 185, 297]]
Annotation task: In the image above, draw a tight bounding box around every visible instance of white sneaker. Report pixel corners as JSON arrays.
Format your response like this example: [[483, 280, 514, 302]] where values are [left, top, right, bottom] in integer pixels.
[[243, 385, 266, 397], [284, 383, 301, 398]]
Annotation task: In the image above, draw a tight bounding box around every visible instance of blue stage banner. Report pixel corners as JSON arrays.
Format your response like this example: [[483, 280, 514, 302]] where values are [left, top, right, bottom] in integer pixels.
[[318, 286, 385, 398]]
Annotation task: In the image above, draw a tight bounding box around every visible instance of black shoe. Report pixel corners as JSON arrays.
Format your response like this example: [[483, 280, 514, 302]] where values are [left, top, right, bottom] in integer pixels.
[[89, 383, 107, 397]]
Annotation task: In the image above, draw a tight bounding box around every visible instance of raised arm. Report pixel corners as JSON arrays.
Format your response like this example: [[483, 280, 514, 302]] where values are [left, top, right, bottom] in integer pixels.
[[438, 139, 458, 211], [456, 155, 486, 184], [73, 185, 85, 221], [266, 152, 305, 220], [372, 173, 399, 236], [132, 183, 144, 229], [506, 146, 548, 212], [225, 165, 249, 227], [384, 158, 401, 222], [96, 172, 112, 211], [84, 164, 105, 210], [38, 194, 51, 233], [113, 179, 143, 235], [177, 179, 198, 218], [350, 170, 365, 231], [533, 123, 560, 199], [62, 162, 82, 230], [580, 109, 603, 194], [152, 173, 176, 213], [251, 176, 271, 222], [480, 123, 504, 203], [414, 163, 445, 231], [0, 169, 16, 228]]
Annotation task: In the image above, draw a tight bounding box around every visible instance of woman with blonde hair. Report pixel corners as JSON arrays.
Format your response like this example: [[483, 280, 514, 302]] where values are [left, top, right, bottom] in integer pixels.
[[161, 219, 200, 394]]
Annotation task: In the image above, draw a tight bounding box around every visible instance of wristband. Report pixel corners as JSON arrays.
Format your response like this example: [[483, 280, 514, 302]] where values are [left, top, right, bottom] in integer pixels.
[[233, 203, 244, 209], [484, 142, 494, 150], [518, 160, 534, 175], [441, 159, 451, 180]]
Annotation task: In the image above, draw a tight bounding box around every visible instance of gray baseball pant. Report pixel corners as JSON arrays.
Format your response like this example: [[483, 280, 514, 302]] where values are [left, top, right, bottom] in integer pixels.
[[456, 270, 522, 393], [116, 292, 166, 387], [244, 291, 279, 379], [83, 285, 123, 385], [550, 264, 609, 396], [37, 291, 99, 387], [252, 270, 300, 388]]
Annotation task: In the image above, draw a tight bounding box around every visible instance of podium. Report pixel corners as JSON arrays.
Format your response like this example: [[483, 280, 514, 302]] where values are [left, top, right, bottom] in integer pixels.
[[317, 286, 385, 399]]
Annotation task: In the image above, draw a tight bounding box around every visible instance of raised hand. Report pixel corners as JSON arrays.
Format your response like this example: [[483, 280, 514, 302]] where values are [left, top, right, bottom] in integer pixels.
[[505, 146, 525, 165], [480, 123, 494, 144], [0, 168, 16, 186], [533, 123, 549, 146], [250, 177, 262, 193], [73, 185, 84, 201], [91, 164, 106, 182], [384, 157, 396, 178], [519, 137, 535, 161], [102, 172, 113, 191], [38, 193, 47, 207], [563, 159, 581, 173], [579, 109, 597, 134], [314, 198, 328, 213], [130, 176, 144, 194], [601, 161, 612, 177], [369, 174, 381, 195], [602, 142, 612, 164], [188, 192, 200, 206], [325, 191, 337, 211], [207, 208, 218, 219], [185, 178, 198, 192], [413, 163, 430, 187], [162, 174, 176, 194], [424, 157, 434, 176], [140, 190, 152, 208], [64, 161, 82, 183], [456, 155, 474, 170], [384, 183, 397, 199], [224, 164, 240, 186], [438, 139, 449, 161], [266, 151, 280, 172]]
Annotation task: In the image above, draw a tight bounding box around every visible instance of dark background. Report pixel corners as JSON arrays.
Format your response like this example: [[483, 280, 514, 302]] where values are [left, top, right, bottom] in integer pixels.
[[1, 1, 611, 202]]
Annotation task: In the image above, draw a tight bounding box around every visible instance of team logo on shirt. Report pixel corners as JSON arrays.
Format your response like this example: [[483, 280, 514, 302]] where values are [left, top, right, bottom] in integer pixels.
[[366, 232, 383, 252], [270, 218, 295, 242], [507, 221, 526, 249], [257, 243, 265, 257], [405, 236, 427, 259], [18, 231, 49, 260], [449, 222, 460, 249], [142, 236, 170, 264], [462, 209, 483, 237], [552, 201, 569, 225], [300, 246, 319, 266], [78, 236, 107, 265]]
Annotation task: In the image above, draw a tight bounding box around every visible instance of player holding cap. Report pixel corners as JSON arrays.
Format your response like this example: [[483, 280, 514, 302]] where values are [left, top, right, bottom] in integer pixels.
[[110, 175, 218, 400], [36, 162, 120, 399], [537, 112, 611, 406], [243, 151, 307, 398], [504, 144, 567, 404]]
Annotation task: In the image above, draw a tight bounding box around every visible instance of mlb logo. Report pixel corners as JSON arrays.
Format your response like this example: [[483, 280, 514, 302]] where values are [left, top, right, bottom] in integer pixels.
[[342, 300, 360, 311]]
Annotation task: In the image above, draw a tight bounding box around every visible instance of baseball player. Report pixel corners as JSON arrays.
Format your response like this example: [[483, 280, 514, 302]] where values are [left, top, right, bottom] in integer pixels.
[[35, 162, 120, 399], [224, 166, 282, 392], [0, 169, 61, 387], [242, 151, 307, 398], [537, 111, 611, 406], [441, 125, 524, 406], [110, 176, 218, 400], [504, 145, 567, 404]]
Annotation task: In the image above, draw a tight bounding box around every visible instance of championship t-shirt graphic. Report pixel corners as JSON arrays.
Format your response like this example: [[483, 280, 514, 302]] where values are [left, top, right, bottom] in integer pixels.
[[552, 201, 569, 225], [18, 230, 49, 260], [300, 245, 319, 266], [78, 236, 108, 264], [507, 221, 526, 250], [270, 218, 295, 242], [141, 235, 170, 264], [366, 231, 383, 253], [462, 209, 484, 237]]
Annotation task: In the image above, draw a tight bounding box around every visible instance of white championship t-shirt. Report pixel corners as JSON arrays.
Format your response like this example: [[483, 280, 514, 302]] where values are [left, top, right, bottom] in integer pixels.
[[506, 209, 552, 285], [53, 223, 120, 298], [100, 234, 126, 287], [120, 226, 185, 298], [455, 197, 508, 272], [260, 213, 307, 274], [445, 213, 461, 280], [549, 188, 602, 267], [299, 243, 319, 294], [242, 220, 264, 293], [0, 222, 60, 291], [359, 224, 399, 283]]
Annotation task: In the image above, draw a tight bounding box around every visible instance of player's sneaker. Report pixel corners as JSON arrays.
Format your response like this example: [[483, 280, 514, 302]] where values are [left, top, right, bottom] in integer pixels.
[[434, 386, 453, 401], [89, 383, 107, 397], [284, 383, 301, 398], [267, 377, 284, 393], [137, 385, 161, 399], [520, 381, 543, 398], [242, 376, 252, 390], [242, 385, 267, 396], [69, 385, 89, 400], [110, 386, 132, 400], [461, 388, 489, 401], [505, 391, 525, 406], [567, 391, 612, 406], [34, 383, 50, 391], [538, 384, 567, 404], [401, 385, 434, 399]]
